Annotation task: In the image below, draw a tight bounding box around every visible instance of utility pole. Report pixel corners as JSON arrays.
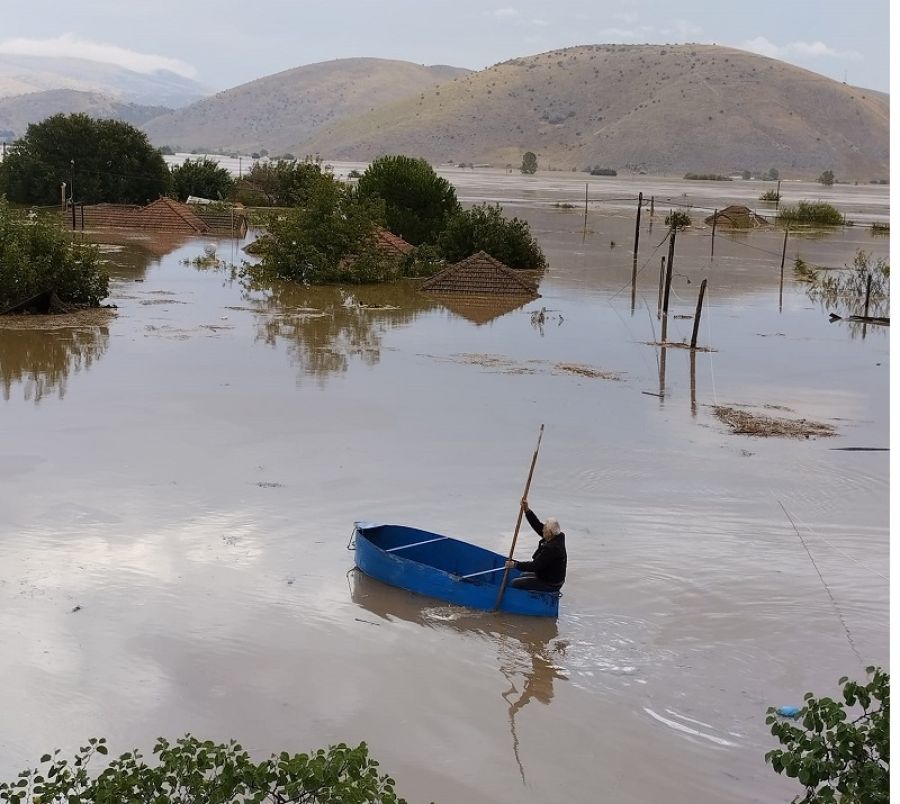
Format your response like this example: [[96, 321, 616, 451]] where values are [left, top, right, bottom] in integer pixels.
[[633, 192, 643, 258], [70, 159, 75, 205]]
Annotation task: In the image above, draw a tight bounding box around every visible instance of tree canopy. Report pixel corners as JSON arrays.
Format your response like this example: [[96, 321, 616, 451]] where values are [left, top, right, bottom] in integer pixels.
[[0, 113, 170, 205], [520, 151, 538, 175], [170, 157, 235, 202], [0, 198, 108, 310], [241, 158, 332, 207], [766, 667, 888, 803], [1, 735, 406, 803], [356, 155, 460, 246], [253, 179, 400, 284], [436, 203, 546, 270]]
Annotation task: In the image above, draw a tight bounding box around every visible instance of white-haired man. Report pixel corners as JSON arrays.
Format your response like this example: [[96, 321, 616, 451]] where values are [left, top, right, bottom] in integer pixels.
[[505, 497, 567, 592]]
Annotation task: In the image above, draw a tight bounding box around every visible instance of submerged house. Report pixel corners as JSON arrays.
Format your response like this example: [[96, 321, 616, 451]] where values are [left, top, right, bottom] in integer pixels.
[[420, 250, 540, 324], [64, 197, 248, 237]]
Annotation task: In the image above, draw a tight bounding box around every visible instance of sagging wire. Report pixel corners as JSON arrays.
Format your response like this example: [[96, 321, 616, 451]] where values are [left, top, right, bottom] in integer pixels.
[[778, 500, 865, 668]]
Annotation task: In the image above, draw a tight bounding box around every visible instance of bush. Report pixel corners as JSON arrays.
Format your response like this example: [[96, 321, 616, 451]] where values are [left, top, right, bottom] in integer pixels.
[[357, 155, 460, 246], [759, 190, 780, 202], [436, 203, 546, 269], [766, 667, 888, 803], [817, 170, 835, 187], [665, 210, 692, 230], [684, 173, 732, 181], [0, 198, 108, 310], [778, 202, 844, 226], [170, 157, 235, 202], [0, 735, 406, 803], [589, 167, 617, 176]]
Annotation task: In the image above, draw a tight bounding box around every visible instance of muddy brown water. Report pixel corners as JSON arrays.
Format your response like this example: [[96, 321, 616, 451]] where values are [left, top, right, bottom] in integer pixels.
[[0, 174, 889, 803]]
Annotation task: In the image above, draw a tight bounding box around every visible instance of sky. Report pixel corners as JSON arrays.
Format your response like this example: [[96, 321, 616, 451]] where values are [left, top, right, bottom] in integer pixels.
[[0, 0, 891, 92]]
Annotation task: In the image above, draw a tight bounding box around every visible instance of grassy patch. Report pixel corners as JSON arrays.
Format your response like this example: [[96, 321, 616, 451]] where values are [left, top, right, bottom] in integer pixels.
[[777, 201, 844, 226], [684, 173, 732, 181]]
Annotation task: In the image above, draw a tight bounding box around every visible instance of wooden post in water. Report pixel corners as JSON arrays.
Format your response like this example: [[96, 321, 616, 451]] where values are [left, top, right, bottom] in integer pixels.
[[583, 182, 589, 233], [633, 192, 643, 258], [780, 228, 789, 272], [864, 273, 873, 318], [689, 349, 697, 417], [690, 279, 708, 350], [776, 179, 782, 210], [710, 209, 718, 258], [660, 227, 676, 343], [650, 196, 655, 217], [779, 228, 789, 312], [657, 256, 666, 317]]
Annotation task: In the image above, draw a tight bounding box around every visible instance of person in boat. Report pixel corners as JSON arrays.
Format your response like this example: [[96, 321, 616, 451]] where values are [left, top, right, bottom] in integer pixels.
[[504, 498, 567, 592]]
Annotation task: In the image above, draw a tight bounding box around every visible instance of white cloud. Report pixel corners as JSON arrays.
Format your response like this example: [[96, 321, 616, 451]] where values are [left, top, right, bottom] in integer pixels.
[[531, 19, 549, 27], [661, 19, 703, 38], [595, 27, 651, 42], [741, 36, 862, 61], [487, 7, 520, 19], [613, 11, 639, 24], [0, 33, 198, 77]]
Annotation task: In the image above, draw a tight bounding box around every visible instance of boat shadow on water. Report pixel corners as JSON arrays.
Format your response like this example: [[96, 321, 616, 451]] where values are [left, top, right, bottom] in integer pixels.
[[349, 569, 568, 784]]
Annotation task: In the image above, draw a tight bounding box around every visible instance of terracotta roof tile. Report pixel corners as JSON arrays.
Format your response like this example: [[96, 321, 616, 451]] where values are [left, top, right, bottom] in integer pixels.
[[421, 251, 539, 298]]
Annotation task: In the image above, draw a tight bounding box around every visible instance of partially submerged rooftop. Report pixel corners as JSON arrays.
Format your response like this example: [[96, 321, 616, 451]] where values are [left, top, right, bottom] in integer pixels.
[[420, 251, 539, 298]]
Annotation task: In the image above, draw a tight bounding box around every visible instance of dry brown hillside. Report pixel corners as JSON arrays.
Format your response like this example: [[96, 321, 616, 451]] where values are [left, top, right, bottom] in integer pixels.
[[0, 90, 170, 139], [143, 58, 470, 154], [300, 44, 889, 179]]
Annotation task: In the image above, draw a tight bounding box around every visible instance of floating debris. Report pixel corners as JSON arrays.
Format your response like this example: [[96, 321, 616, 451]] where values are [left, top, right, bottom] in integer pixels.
[[712, 405, 836, 438]]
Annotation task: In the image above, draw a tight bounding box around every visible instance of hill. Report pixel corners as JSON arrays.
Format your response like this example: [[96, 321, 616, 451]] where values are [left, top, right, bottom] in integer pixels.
[[142, 58, 470, 154], [0, 89, 171, 140], [299, 44, 889, 179], [0, 55, 209, 108]]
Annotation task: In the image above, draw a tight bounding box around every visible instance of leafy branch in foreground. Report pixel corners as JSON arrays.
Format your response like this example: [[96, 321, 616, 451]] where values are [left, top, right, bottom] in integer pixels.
[[766, 666, 889, 803], [0, 735, 407, 803]]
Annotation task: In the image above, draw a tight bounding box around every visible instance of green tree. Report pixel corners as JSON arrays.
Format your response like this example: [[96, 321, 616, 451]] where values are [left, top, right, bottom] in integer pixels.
[[818, 170, 836, 187], [357, 154, 460, 246], [766, 667, 888, 803], [520, 151, 538, 175], [255, 180, 397, 284], [0, 735, 406, 803], [436, 203, 547, 269], [767, 167, 780, 181], [243, 158, 331, 207], [0, 113, 170, 205], [170, 157, 236, 201], [0, 198, 108, 310]]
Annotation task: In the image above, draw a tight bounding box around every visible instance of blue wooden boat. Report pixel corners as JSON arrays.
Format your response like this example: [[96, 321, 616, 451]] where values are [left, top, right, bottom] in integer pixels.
[[353, 521, 560, 617]]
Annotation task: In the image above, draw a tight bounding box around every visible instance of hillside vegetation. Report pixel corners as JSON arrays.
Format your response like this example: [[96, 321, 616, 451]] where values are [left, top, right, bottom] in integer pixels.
[[0, 89, 170, 140], [300, 44, 889, 179], [143, 58, 470, 154]]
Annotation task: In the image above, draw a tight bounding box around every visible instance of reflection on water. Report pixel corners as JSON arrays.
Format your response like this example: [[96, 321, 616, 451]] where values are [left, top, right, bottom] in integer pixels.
[[0, 324, 110, 403], [350, 570, 567, 784], [249, 281, 438, 382]]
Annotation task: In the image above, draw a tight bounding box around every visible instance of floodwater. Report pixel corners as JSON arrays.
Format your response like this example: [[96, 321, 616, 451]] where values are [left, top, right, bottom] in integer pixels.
[[0, 174, 889, 803]]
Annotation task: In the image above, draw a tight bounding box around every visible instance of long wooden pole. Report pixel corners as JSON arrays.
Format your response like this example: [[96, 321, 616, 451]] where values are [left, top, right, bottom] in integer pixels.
[[690, 278, 708, 349], [633, 192, 643, 257], [494, 424, 545, 610]]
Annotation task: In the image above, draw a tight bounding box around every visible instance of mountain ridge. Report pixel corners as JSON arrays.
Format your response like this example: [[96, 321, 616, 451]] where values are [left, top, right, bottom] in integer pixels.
[[297, 44, 888, 179]]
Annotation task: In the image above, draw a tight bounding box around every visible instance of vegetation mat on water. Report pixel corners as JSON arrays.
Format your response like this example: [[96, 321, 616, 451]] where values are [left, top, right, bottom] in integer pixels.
[[712, 405, 836, 438], [0, 309, 116, 330]]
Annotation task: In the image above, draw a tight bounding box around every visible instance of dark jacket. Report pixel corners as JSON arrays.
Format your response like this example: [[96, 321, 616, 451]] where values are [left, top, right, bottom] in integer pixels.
[[515, 509, 567, 585]]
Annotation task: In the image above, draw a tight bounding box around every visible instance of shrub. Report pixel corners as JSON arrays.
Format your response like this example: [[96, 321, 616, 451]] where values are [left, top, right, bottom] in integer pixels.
[[759, 190, 780, 202], [684, 173, 732, 181], [357, 155, 459, 246], [0, 735, 406, 803], [766, 667, 888, 803], [0, 198, 108, 310], [817, 169, 835, 186], [589, 167, 617, 176], [436, 203, 546, 269], [665, 210, 692, 230], [778, 202, 844, 226]]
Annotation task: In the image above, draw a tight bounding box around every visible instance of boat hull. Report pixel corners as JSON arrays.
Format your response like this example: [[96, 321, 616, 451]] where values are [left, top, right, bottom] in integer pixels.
[[353, 522, 559, 617]]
